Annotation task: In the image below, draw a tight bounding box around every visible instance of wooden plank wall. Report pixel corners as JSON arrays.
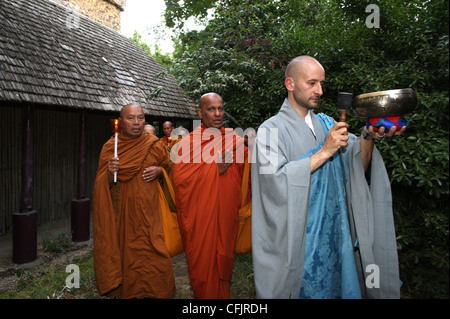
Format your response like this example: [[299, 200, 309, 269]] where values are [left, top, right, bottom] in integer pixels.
[[0, 105, 22, 235], [0, 104, 112, 236], [33, 107, 79, 223]]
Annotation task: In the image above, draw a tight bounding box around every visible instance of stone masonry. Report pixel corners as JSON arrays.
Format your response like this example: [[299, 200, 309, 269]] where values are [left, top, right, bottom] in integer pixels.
[[52, 0, 126, 31]]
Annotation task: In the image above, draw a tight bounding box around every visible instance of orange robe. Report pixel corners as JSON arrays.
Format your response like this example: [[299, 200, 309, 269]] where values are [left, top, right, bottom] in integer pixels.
[[93, 132, 175, 299], [160, 136, 181, 212], [160, 135, 181, 151], [173, 124, 248, 299]]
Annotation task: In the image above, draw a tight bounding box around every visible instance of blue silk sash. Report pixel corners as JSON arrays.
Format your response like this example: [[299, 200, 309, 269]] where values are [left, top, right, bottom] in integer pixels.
[[298, 113, 361, 299]]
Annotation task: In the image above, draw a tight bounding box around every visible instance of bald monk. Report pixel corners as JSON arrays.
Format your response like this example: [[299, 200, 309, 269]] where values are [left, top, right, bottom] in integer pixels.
[[144, 124, 156, 135], [173, 93, 249, 299], [160, 121, 181, 151], [93, 103, 175, 299], [159, 121, 181, 211], [252, 56, 402, 299]]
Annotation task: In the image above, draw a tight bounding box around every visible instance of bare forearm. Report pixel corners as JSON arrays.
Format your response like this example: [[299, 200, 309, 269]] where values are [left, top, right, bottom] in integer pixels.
[[310, 122, 349, 173], [310, 148, 332, 173]]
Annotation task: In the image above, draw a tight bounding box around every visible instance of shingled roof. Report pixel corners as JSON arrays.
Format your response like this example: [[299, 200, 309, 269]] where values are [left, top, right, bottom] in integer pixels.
[[0, 0, 197, 119]]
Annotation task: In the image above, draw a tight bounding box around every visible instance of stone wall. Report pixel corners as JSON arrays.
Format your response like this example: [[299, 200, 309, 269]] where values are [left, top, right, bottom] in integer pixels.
[[52, 0, 126, 31]]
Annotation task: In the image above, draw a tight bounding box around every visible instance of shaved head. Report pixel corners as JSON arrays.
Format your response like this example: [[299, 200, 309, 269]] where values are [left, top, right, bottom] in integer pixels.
[[284, 56, 326, 116], [285, 55, 324, 81], [162, 121, 174, 137], [120, 103, 143, 118], [144, 124, 156, 135], [199, 93, 223, 110], [197, 92, 224, 129], [119, 103, 146, 138]]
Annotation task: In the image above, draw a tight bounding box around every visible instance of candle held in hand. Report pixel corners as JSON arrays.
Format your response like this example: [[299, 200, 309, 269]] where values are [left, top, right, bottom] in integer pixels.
[[110, 119, 122, 184]]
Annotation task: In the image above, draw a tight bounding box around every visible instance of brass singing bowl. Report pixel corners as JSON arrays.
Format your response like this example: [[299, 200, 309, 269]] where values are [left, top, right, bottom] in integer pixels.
[[352, 88, 417, 118]]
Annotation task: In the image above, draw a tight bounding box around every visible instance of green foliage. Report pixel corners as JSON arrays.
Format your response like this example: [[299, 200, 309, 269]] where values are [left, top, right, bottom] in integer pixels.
[[43, 231, 71, 254], [147, 85, 165, 100], [394, 186, 449, 298], [130, 31, 174, 70], [164, 0, 216, 28], [160, 0, 448, 298], [231, 252, 256, 298], [167, 0, 289, 128]]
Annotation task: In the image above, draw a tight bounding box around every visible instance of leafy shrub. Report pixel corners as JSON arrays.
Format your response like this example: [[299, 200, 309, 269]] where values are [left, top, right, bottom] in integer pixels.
[[43, 231, 71, 254]]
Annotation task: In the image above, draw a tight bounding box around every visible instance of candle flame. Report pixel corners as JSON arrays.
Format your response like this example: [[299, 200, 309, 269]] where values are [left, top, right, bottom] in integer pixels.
[[110, 118, 121, 133]]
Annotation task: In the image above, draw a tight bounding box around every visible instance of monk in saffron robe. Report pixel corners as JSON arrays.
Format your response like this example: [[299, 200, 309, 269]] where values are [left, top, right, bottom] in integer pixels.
[[160, 121, 182, 212], [93, 103, 175, 299], [160, 121, 181, 151], [173, 93, 249, 299]]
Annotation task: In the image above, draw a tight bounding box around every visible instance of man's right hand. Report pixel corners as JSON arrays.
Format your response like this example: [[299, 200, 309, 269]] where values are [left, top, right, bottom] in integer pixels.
[[322, 121, 349, 157], [108, 157, 120, 175], [309, 122, 348, 173], [107, 157, 119, 187]]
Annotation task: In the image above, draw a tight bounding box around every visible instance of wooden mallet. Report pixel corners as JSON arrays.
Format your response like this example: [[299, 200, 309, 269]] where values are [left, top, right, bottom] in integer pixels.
[[337, 92, 353, 122]]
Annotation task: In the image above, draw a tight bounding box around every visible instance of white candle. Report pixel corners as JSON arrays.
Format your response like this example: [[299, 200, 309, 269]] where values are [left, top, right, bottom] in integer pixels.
[[114, 118, 118, 183], [114, 132, 118, 183]]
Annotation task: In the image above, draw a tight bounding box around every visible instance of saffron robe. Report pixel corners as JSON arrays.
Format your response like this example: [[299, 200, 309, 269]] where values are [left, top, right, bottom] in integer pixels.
[[161, 136, 182, 212], [160, 135, 181, 151], [93, 132, 176, 299], [173, 124, 248, 299], [251, 98, 400, 299]]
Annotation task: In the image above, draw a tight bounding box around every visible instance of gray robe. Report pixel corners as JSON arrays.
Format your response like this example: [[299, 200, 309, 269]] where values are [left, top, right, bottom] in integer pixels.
[[251, 98, 400, 299]]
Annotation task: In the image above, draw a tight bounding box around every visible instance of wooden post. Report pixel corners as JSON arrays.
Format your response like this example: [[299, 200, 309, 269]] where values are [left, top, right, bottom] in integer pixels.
[[13, 106, 37, 264], [77, 113, 87, 200], [71, 112, 90, 242]]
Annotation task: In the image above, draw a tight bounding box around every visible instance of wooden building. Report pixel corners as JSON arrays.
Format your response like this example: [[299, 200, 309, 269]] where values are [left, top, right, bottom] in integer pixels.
[[0, 0, 196, 263]]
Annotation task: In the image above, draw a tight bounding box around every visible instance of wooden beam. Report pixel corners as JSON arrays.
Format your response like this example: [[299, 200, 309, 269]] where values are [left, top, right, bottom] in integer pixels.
[[13, 106, 37, 264], [71, 112, 90, 242]]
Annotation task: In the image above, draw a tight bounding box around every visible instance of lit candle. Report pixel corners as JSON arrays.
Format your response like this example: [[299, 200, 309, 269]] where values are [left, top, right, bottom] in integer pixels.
[[110, 119, 121, 184], [114, 120, 118, 183]]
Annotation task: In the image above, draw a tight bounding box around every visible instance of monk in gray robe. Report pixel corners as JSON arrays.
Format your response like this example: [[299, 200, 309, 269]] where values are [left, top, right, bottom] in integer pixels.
[[251, 56, 404, 299]]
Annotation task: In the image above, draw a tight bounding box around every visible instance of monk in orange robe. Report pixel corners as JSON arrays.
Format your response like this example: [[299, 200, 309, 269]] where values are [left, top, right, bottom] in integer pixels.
[[160, 121, 181, 151], [159, 121, 182, 211], [173, 93, 249, 299], [93, 103, 175, 299]]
